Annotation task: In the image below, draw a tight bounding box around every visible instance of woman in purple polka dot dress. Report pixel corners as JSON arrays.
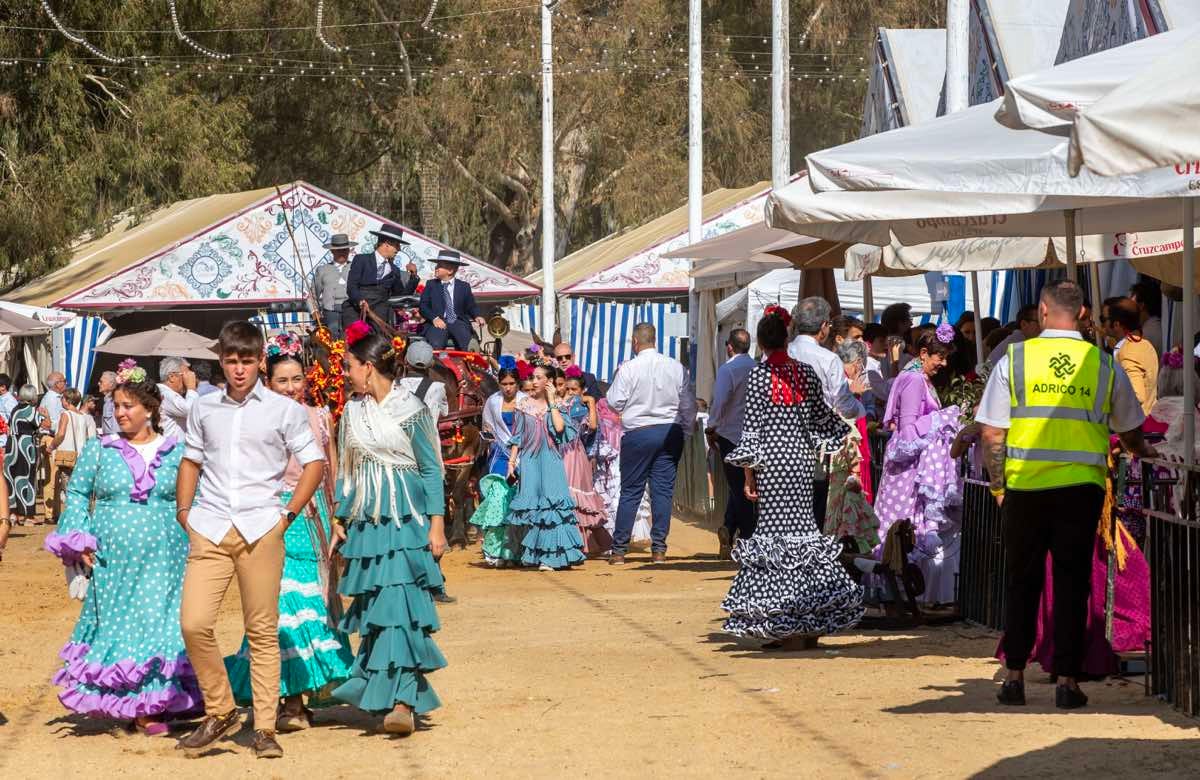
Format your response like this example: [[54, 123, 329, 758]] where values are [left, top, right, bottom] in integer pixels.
[[874, 327, 964, 605]]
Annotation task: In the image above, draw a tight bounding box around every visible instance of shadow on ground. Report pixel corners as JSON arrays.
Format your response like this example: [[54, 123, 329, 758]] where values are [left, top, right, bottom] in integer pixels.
[[971, 737, 1200, 777]]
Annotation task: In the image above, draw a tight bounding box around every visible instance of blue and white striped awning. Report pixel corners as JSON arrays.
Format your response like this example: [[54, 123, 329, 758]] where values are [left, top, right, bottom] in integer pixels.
[[250, 310, 314, 331], [504, 298, 685, 383], [57, 316, 114, 392]]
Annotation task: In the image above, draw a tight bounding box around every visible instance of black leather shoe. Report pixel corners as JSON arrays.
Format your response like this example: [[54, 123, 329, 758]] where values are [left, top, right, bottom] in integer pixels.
[[432, 591, 457, 604], [1055, 685, 1088, 710], [176, 709, 240, 752], [252, 730, 283, 759], [996, 680, 1026, 706]]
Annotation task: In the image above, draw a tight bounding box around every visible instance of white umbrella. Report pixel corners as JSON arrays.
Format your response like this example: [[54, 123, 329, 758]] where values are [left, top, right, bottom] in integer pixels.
[[94, 324, 218, 362], [996, 26, 1193, 132], [1070, 43, 1200, 177]]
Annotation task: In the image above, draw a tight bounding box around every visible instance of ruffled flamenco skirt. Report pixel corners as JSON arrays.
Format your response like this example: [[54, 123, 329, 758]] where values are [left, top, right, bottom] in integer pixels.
[[331, 471, 447, 714], [560, 438, 612, 556], [471, 473, 521, 564], [721, 533, 866, 640], [224, 490, 354, 702], [508, 448, 586, 570]]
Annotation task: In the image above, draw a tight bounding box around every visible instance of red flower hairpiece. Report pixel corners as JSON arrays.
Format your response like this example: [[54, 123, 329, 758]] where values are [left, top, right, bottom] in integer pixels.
[[344, 319, 371, 346], [515, 359, 534, 380], [764, 304, 792, 329], [564, 365, 583, 380]]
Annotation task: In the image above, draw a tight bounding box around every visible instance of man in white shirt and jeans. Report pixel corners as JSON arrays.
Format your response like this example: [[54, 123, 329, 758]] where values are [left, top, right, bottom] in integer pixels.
[[606, 323, 697, 565], [175, 321, 325, 760], [158, 356, 198, 441], [788, 297, 866, 528]]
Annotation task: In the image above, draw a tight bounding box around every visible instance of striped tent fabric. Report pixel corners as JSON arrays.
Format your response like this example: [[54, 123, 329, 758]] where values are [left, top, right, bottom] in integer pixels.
[[250, 310, 314, 331], [59, 316, 114, 392], [503, 299, 684, 383]]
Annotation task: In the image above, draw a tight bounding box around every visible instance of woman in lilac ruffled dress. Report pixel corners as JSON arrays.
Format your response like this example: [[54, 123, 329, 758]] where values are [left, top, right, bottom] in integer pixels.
[[874, 326, 964, 605], [44, 366, 199, 736]]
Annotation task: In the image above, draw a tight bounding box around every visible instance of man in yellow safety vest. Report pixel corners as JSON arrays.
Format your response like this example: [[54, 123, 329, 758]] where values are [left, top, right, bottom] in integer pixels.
[[977, 279, 1155, 710]]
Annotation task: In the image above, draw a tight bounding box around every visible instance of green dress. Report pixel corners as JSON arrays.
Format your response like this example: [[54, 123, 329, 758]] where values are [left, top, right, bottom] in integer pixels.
[[332, 383, 447, 715], [224, 406, 354, 702]]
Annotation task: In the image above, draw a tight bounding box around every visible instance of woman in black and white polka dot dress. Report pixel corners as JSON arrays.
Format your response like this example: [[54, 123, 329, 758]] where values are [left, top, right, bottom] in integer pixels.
[[722, 308, 865, 648]]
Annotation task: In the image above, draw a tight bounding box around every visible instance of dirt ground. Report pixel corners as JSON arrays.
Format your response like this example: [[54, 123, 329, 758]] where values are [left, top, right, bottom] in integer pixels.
[[1, 516, 1197, 779]]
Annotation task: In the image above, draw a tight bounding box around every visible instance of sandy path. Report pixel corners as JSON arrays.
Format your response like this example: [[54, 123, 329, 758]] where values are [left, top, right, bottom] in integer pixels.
[[1, 518, 1197, 778]]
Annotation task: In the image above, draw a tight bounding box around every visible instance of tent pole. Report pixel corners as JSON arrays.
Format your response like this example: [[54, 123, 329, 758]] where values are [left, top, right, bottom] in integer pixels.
[[970, 272, 984, 366], [539, 1, 556, 342], [686, 0, 702, 378], [862, 275, 874, 322], [1184, 198, 1195, 467], [1088, 260, 1105, 348], [1064, 209, 1078, 281]]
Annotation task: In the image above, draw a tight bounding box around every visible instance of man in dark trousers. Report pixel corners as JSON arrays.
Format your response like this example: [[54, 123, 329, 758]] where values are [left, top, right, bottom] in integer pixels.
[[705, 329, 756, 559], [344, 223, 420, 328], [977, 279, 1155, 711], [419, 250, 486, 350]]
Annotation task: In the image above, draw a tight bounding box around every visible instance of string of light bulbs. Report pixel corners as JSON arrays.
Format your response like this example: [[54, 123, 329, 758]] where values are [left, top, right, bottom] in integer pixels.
[[168, 0, 231, 60], [39, 0, 126, 63], [315, 0, 349, 53]]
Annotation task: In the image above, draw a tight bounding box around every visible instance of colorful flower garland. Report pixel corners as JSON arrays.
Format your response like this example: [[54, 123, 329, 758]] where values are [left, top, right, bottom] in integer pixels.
[[307, 326, 348, 422]]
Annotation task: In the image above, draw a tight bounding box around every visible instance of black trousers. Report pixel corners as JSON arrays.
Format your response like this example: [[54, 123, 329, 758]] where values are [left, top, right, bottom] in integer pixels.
[[812, 479, 829, 530], [716, 436, 756, 538], [424, 320, 474, 350], [999, 483, 1105, 677]]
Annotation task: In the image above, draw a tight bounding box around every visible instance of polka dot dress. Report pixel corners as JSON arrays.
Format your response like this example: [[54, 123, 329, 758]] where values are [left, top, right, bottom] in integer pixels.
[[45, 436, 201, 720], [721, 361, 866, 640]]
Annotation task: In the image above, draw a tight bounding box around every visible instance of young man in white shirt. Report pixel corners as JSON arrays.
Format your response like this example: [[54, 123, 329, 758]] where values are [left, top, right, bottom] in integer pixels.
[[175, 321, 326, 760], [606, 322, 697, 564]]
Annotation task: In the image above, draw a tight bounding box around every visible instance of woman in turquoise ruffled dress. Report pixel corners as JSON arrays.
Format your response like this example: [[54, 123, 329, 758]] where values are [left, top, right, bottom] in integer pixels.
[[223, 338, 354, 732], [472, 359, 524, 567], [45, 366, 200, 737], [506, 365, 585, 571], [334, 326, 447, 735]]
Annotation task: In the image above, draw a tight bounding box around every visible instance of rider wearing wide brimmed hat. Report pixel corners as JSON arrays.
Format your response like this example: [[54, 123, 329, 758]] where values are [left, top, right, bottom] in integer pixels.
[[418, 250, 485, 351], [312, 233, 356, 338], [344, 224, 421, 329]]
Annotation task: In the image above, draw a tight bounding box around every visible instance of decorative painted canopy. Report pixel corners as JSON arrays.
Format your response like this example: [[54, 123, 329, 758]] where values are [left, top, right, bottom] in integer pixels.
[[47, 182, 538, 309]]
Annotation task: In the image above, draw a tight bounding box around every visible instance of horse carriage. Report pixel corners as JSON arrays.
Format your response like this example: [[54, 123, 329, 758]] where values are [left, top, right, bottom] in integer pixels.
[[307, 295, 505, 548]]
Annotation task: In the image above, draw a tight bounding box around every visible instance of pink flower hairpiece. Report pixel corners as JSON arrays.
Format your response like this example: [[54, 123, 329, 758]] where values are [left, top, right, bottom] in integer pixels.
[[265, 333, 303, 359], [1163, 347, 1184, 370], [564, 365, 583, 380], [764, 304, 792, 329], [344, 320, 371, 346], [935, 323, 956, 344], [116, 358, 147, 385]]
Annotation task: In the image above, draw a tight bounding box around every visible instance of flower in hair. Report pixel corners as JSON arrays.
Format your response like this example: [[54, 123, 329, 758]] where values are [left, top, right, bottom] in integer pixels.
[[564, 365, 583, 380], [764, 304, 792, 329], [383, 334, 407, 361], [344, 319, 371, 346], [499, 355, 517, 371], [936, 323, 956, 344], [1163, 346, 1184, 370], [265, 333, 303, 359], [116, 359, 147, 385], [516, 360, 534, 380]]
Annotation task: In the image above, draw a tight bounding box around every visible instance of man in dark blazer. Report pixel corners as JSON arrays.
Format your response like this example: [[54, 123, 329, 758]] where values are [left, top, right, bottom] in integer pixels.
[[419, 250, 485, 350], [343, 223, 420, 328]]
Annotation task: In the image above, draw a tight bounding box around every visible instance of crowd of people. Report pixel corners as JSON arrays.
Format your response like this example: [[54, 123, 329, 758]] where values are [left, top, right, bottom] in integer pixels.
[[0, 265, 1183, 755]]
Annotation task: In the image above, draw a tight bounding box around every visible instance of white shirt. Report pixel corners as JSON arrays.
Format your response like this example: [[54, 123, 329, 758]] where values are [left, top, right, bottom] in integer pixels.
[[787, 334, 865, 420], [40, 389, 64, 429], [606, 348, 697, 433], [183, 381, 325, 545], [987, 330, 1026, 366], [0, 390, 16, 446], [976, 329, 1145, 433], [375, 251, 393, 280], [158, 383, 195, 441], [708, 353, 755, 443], [399, 376, 450, 421]]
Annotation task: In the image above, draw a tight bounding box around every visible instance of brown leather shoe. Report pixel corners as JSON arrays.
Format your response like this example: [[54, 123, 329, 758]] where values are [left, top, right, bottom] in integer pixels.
[[651, 550, 667, 563], [252, 730, 283, 759], [176, 709, 240, 753], [608, 554, 626, 566]]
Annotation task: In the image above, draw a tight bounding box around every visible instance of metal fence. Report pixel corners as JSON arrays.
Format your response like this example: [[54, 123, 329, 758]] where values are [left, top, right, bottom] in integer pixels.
[[1140, 458, 1200, 718], [958, 478, 1007, 631]]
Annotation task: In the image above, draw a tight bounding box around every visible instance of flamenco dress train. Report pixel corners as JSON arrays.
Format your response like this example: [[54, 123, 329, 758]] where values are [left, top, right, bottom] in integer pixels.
[[722, 357, 865, 640], [332, 385, 447, 714], [45, 435, 202, 720]]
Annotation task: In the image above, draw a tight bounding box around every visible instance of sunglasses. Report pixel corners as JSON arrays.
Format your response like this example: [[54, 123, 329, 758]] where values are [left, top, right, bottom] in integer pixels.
[[555, 353, 573, 360]]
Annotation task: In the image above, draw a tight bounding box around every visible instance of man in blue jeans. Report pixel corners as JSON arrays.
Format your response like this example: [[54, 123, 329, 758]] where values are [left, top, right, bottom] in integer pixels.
[[705, 329, 757, 559], [606, 322, 697, 564]]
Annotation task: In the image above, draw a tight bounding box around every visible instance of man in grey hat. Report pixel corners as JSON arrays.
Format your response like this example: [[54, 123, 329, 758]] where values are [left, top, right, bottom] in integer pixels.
[[419, 250, 485, 350], [312, 233, 357, 339], [345, 223, 421, 329]]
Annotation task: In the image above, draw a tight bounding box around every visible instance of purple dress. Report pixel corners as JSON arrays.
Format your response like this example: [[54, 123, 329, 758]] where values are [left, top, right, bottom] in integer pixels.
[[874, 370, 963, 604]]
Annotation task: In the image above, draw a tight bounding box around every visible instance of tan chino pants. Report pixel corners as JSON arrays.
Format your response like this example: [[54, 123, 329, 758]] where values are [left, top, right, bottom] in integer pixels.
[[180, 522, 286, 731]]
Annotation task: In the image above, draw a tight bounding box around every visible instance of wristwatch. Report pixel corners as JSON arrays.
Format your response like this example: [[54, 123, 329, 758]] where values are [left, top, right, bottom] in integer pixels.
[[284, 510, 298, 524]]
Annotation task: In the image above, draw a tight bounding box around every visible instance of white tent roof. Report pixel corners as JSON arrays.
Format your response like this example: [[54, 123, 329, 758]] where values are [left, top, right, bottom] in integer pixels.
[[861, 28, 946, 136], [966, 0, 1071, 104]]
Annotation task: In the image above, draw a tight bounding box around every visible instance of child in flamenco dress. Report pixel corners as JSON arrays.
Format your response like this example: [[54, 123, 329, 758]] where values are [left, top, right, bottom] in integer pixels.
[[333, 325, 448, 735], [506, 365, 585, 570], [223, 335, 354, 732], [471, 358, 525, 567], [560, 367, 611, 555]]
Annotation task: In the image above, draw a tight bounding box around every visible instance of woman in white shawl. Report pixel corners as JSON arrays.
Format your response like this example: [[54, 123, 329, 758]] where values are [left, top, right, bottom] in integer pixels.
[[472, 358, 525, 566], [332, 326, 447, 736]]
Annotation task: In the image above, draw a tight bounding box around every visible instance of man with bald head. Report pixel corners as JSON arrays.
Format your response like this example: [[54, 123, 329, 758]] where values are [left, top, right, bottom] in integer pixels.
[[552, 341, 603, 399]]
